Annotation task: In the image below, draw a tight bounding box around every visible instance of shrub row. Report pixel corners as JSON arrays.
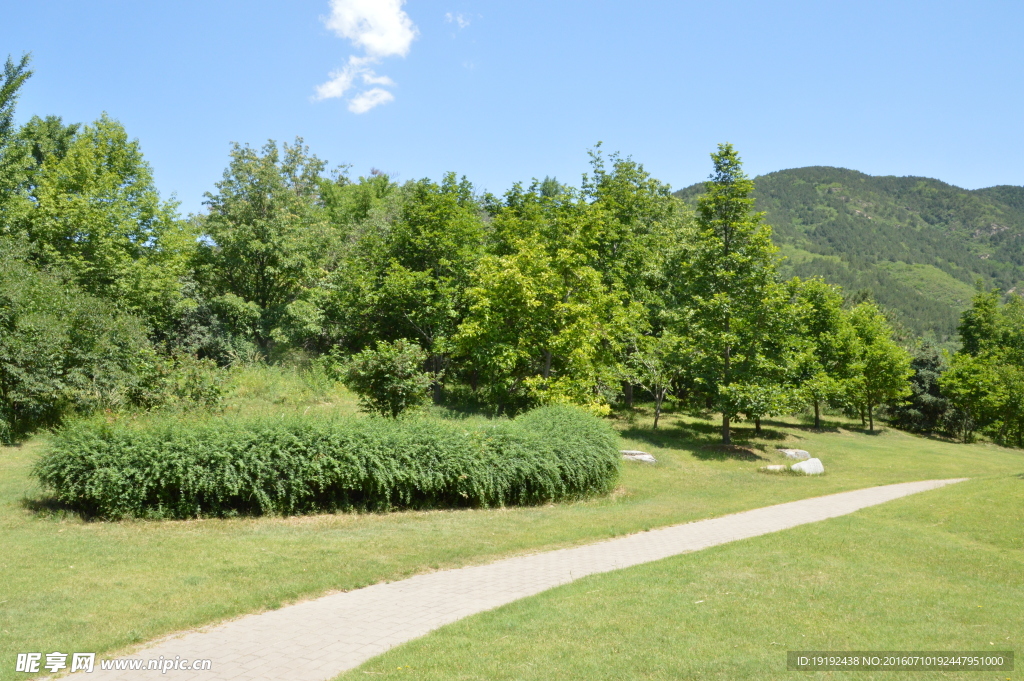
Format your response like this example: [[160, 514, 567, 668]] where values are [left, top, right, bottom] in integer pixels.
[[33, 405, 620, 519]]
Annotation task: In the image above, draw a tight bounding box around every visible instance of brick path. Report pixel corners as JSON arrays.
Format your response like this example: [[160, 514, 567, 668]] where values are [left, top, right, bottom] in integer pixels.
[[80, 478, 965, 680]]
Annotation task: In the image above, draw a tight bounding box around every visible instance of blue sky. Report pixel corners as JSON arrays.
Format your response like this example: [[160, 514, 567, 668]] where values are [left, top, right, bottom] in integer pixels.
[[4, 0, 1022, 214]]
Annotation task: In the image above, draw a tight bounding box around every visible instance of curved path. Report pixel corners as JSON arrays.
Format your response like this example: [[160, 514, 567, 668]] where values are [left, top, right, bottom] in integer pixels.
[[81, 478, 966, 680]]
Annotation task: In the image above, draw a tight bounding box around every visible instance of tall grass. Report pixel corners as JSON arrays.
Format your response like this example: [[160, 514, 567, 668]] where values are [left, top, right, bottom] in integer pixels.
[[33, 405, 620, 519]]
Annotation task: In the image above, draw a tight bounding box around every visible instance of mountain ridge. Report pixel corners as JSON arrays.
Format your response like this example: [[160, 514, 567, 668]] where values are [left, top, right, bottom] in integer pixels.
[[674, 166, 1024, 343]]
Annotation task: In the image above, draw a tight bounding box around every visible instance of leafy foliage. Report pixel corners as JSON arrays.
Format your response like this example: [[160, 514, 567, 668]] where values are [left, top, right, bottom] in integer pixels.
[[34, 405, 620, 519], [847, 302, 913, 431], [339, 339, 432, 418], [887, 344, 949, 434], [15, 114, 193, 332], [790, 277, 860, 428], [621, 332, 681, 428], [197, 139, 330, 353], [0, 240, 158, 439], [0, 52, 33, 219], [941, 290, 1024, 445], [4, 60, 1021, 457]]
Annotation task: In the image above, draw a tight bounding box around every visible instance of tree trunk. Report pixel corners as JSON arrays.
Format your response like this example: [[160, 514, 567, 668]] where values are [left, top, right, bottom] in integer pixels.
[[755, 417, 762, 436], [813, 400, 821, 429], [622, 381, 633, 409], [542, 350, 552, 379], [722, 316, 731, 443], [860, 405, 866, 427], [868, 402, 875, 432], [430, 354, 444, 404], [653, 388, 665, 429]]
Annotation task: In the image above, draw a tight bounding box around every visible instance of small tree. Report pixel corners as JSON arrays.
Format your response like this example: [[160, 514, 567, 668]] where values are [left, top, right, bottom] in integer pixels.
[[341, 339, 432, 418], [622, 332, 680, 429], [888, 344, 949, 433], [848, 302, 913, 432], [791, 277, 859, 429]]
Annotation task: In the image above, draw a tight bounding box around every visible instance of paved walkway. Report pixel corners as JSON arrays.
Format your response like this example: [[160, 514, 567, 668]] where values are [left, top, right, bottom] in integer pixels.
[[81, 478, 965, 680]]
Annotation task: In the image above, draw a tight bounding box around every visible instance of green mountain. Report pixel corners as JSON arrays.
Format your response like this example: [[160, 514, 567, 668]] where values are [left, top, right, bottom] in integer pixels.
[[675, 167, 1024, 344]]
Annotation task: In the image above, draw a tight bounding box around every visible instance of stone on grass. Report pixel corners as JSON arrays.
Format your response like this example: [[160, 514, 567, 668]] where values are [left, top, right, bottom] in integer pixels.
[[621, 450, 657, 464], [778, 448, 810, 460], [759, 464, 789, 473], [791, 458, 825, 475]]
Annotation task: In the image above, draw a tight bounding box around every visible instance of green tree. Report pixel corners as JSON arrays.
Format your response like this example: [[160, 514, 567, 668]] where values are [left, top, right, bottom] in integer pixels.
[[888, 344, 949, 433], [580, 146, 688, 305], [316, 173, 483, 398], [16, 114, 80, 196], [0, 53, 34, 222], [672, 143, 790, 444], [18, 114, 192, 332], [198, 139, 329, 354], [791, 277, 859, 428], [320, 169, 398, 233], [307, 171, 404, 353], [0, 239, 157, 439], [941, 291, 1024, 445], [452, 233, 626, 414], [379, 174, 483, 357], [957, 287, 1002, 356], [939, 352, 1001, 442], [847, 302, 913, 431], [340, 339, 432, 418], [622, 332, 682, 429], [453, 176, 644, 414]]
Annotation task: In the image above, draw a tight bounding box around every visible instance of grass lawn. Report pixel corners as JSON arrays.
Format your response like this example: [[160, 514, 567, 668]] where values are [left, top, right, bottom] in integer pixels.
[[2, 376, 1022, 680], [339, 475, 1024, 681]]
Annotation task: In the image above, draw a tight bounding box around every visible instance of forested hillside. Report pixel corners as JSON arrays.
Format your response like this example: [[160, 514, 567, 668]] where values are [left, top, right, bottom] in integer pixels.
[[676, 168, 1024, 343]]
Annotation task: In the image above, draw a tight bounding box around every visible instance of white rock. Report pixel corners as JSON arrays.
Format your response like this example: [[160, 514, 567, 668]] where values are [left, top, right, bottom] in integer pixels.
[[760, 464, 789, 472], [791, 458, 825, 475], [779, 448, 810, 460], [620, 450, 657, 464]]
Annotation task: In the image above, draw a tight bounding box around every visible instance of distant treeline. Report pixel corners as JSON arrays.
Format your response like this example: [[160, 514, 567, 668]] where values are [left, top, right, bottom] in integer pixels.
[[1, 53, 1021, 447]]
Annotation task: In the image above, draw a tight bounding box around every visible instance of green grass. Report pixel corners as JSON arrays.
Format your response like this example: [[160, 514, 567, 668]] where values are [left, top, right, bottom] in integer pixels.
[[339, 475, 1024, 681], [1, 387, 1022, 679]]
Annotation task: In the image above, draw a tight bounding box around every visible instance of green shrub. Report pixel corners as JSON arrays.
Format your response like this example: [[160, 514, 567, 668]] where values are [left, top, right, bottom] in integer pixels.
[[130, 352, 227, 411], [33, 405, 620, 519], [338, 339, 432, 418], [0, 240, 158, 440]]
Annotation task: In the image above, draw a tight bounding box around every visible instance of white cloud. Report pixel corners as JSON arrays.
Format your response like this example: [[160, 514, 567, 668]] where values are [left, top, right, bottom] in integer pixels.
[[314, 56, 397, 101], [445, 12, 470, 29], [314, 56, 369, 100], [315, 0, 416, 112], [324, 0, 417, 59], [362, 72, 396, 86], [347, 88, 395, 114]]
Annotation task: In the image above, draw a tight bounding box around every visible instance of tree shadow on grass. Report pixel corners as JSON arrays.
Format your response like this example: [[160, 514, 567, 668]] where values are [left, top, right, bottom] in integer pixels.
[[620, 423, 770, 461], [620, 422, 719, 451], [692, 444, 769, 462], [746, 427, 789, 441], [21, 495, 94, 521], [762, 418, 842, 434]]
